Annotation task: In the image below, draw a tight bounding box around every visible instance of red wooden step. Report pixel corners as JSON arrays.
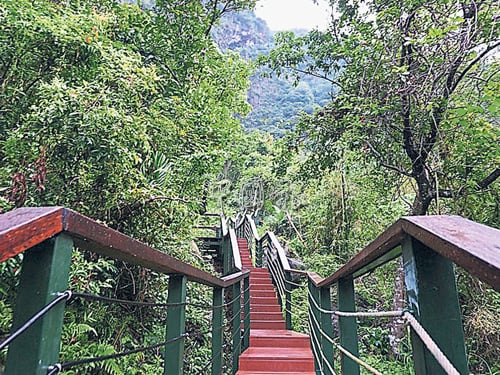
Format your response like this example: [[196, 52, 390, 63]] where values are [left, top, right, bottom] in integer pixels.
[[238, 347, 315, 372], [250, 284, 275, 291], [249, 279, 273, 285], [250, 329, 311, 348], [250, 268, 269, 273], [250, 296, 279, 306], [250, 304, 281, 313], [250, 320, 286, 329], [250, 290, 276, 298], [250, 311, 283, 321]]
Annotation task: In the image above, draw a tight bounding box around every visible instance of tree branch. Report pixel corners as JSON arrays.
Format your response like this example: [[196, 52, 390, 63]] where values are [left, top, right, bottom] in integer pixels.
[[451, 40, 500, 93], [288, 66, 344, 88], [365, 141, 413, 177], [433, 167, 500, 199], [477, 167, 500, 189]]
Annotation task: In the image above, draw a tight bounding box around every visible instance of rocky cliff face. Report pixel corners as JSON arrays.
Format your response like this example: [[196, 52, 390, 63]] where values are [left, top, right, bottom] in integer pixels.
[[213, 11, 332, 136]]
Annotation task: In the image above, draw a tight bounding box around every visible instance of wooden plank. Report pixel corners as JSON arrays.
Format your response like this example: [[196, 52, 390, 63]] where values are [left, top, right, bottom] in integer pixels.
[[318, 221, 405, 288], [402, 216, 500, 291], [63, 209, 225, 287], [317, 216, 500, 291], [0, 207, 64, 262]]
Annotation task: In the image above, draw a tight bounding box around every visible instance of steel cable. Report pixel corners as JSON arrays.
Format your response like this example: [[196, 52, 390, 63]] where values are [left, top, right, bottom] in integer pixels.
[[0, 291, 71, 351], [47, 334, 188, 373]]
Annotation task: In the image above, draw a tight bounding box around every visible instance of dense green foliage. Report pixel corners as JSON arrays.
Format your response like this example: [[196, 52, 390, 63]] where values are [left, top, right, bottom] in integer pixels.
[[253, 0, 499, 371], [260, 0, 499, 218], [0, 0, 498, 374], [0, 0, 254, 373]]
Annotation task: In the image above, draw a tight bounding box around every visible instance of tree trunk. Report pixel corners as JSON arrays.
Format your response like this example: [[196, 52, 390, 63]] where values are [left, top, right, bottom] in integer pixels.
[[390, 169, 433, 355]]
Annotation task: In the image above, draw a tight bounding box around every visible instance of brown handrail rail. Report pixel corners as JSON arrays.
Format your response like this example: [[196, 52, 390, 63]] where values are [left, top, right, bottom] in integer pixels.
[[317, 215, 499, 290], [235, 214, 499, 291], [0, 207, 248, 288]]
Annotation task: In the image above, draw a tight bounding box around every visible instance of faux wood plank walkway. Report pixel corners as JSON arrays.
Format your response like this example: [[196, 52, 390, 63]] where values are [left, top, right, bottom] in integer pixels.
[[236, 238, 315, 374]]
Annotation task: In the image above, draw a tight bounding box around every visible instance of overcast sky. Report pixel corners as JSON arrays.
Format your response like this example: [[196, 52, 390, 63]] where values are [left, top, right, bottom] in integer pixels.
[[254, 0, 331, 31]]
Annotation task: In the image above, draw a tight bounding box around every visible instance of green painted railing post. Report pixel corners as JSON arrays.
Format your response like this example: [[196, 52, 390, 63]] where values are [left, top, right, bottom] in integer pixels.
[[338, 276, 360, 375], [223, 237, 233, 275], [402, 237, 468, 375], [319, 286, 334, 375], [231, 281, 242, 374], [5, 235, 73, 375], [285, 271, 292, 330], [164, 274, 187, 375], [243, 275, 251, 350], [256, 240, 263, 268], [308, 279, 322, 374], [212, 287, 223, 375]]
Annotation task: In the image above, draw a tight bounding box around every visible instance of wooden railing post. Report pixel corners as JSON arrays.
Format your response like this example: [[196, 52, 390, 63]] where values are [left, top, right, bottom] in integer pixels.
[[164, 274, 187, 375], [223, 236, 233, 275], [232, 280, 242, 374], [338, 276, 360, 375], [402, 237, 468, 375], [5, 234, 73, 375], [212, 287, 223, 375], [243, 275, 251, 350]]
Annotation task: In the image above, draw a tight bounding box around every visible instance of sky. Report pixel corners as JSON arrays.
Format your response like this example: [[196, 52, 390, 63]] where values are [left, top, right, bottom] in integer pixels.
[[254, 0, 332, 31]]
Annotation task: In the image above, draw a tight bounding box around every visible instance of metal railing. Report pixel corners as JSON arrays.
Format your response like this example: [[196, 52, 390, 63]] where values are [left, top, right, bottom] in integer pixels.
[[235, 213, 500, 375], [0, 207, 250, 375]]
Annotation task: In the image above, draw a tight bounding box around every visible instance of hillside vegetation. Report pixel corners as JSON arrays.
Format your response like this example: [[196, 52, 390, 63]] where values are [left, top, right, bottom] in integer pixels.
[[0, 0, 498, 374]]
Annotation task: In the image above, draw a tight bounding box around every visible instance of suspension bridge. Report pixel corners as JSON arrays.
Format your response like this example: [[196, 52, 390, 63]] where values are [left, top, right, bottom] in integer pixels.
[[0, 206, 499, 374]]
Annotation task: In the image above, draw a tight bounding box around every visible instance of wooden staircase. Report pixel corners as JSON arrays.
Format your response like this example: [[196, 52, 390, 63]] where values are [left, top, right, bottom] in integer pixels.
[[236, 238, 315, 374]]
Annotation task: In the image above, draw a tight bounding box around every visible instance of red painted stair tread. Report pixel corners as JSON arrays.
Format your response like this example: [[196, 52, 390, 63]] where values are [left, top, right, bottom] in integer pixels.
[[236, 238, 315, 373]]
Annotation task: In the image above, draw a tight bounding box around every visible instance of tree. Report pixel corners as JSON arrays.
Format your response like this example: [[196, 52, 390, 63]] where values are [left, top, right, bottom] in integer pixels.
[[259, 0, 499, 361], [259, 0, 499, 216], [0, 0, 256, 371]]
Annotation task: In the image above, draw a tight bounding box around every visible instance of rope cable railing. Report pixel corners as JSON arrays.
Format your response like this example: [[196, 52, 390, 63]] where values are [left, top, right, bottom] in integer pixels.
[[403, 311, 461, 375], [47, 333, 189, 374], [306, 283, 461, 375], [71, 292, 185, 308], [309, 302, 383, 375], [58, 290, 238, 374], [0, 290, 72, 351], [306, 287, 406, 318], [307, 317, 324, 373], [308, 308, 337, 375]]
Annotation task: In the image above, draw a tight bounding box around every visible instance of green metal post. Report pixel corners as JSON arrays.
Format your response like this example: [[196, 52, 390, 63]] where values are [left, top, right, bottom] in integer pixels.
[[256, 240, 263, 268], [212, 287, 224, 375], [320, 286, 335, 375], [308, 279, 321, 374], [402, 237, 468, 375], [5, 235, 73, 375], [164, 275, 187, 375], [223, 237, 233, 275], [338, 276, 360, 375], [231, 281, 241, 374], [243, 276, 251, 350], [285, 271, 292, 330]]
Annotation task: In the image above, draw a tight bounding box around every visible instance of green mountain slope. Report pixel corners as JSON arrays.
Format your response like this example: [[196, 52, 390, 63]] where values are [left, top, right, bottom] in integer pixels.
[[214, 11, 332, 136]]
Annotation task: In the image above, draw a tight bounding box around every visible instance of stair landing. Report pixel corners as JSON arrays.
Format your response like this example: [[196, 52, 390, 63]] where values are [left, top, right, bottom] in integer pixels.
[[236, 238, 315, 374]]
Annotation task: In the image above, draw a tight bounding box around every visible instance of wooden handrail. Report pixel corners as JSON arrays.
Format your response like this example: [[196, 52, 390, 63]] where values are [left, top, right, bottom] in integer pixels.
[[229, 226, 242, 271], [245, 214, 261, 241], [232, 213, 499, 291], [314, 215, 500, 291], [0, 207, 246, 288]]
